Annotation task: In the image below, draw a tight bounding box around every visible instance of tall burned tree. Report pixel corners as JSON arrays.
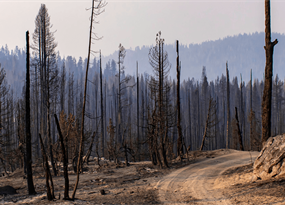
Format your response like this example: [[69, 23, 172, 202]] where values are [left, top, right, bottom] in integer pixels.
[[148, 32, 173, 168], [249, 69, 254, 149], [262, 0, 278, 146], [226, 62, 230, 149], [54, 114, 69, 200], [72, 0, 106, 199], [137, 61, 140, 161], [176, 40, 183, 159], [116, 44, 134, 166], [117, 44, 126, 145], [32, 4, 59, 176], [240, 74, 245, 148], [100, 50, 104, 157], [26, 31, 36, 195]]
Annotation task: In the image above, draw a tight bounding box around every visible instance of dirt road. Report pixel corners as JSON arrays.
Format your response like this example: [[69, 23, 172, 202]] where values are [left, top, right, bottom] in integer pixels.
[[156, 150, 259, 204]]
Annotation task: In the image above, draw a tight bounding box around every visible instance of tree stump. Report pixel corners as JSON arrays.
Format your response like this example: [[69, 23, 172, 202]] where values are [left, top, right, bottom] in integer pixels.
[[253, 134, 285, 180]]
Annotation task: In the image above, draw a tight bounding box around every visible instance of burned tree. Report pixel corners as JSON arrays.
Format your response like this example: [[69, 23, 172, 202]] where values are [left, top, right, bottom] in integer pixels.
[[32, 4, 59, 176], [25, 31, 36, 195], [115, 44, 135, 166], [137, 62, 140, 161], [200, 96, 216, 151], [234, 107, 244, 151], [117, 44, 127, 144], [39, 134, 55, 200], [148, 32, 173, 168], [226, 62, 230, 149], [176, 40, 183, 159], [72, 0, 106, 199], [54, 114, 69, 200], [262, 0, 278, 146], [100, 50, 104, 157], [107, 118, 118, 163]]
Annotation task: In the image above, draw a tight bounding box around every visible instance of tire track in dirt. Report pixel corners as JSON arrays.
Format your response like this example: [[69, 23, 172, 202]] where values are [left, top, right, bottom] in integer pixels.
[[156, 150, 259, 204]]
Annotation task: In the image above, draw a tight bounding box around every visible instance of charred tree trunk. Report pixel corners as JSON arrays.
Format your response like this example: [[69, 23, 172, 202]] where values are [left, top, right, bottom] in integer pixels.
[[72, 0, 96, 199], [235, 107, 244, 151], [160, 40, 168, 168], [137, 62, 140, 161], [39, 134, 54, 200], [188, 89, 191, 151], [262, 0, 278, 146], [250, 69, 254, 150], [26, 31, 36, 195], [240, 74, 245, 150], [54, 114, 70, 200], [47, 101, 57, 176], [226, 62, 230, 149], [118, 53, 121, 145], [176, 40, 183, 159], [200, 98, 212, 151], [83, 120, 100, 164], [100, 50, 104, 157]]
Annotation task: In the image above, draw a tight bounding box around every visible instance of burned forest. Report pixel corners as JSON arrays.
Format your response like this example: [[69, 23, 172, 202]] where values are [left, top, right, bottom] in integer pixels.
[[0, 0, 285, 204]]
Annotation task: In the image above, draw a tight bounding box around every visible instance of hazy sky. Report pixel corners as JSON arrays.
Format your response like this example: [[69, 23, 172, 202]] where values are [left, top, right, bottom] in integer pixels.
[[1, 0, 285, 59]]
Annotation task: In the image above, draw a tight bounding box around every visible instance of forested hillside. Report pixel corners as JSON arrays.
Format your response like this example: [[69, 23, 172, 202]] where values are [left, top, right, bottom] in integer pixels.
[[102, 32, 285, 82], [0, 31, 284, 173], [3, 32, 285, 97]]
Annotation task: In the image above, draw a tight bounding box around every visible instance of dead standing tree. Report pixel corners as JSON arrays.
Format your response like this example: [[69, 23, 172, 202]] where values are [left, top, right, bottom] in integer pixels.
[[176, 40, 183, 159], [100, 50, 104, 157], [39, 133, 55, 200], [83, 119, 101, 164], [107, 118, 118, 163], [54, 114, 70, 200], [226, 62, 230, 149], [200, 96, 216, 151], [116, 44, 129, 145], [262, 0, 278, 146], [117, 44, 125, 145], [25, 31, 36, 195], [234, 107, 244, 151], [72, 0, 106, 200], [116, 44, 134, 166], [32, 4, 59, 176], [148, 32, 173, 168], [137, 62, 140, 161]]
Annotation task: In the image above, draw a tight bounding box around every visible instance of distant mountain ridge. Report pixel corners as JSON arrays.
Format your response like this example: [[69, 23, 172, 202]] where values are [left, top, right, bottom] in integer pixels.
[[1, 32, 285, 97], [101, 32, 285, 83]]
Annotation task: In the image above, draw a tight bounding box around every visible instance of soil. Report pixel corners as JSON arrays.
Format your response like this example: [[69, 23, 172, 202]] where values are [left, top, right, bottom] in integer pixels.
[[0, 149, 284, 204]]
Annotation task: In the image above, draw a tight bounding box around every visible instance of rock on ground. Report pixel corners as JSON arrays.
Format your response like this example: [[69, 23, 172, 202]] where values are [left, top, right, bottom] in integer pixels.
[[253, 134, 285, 180]]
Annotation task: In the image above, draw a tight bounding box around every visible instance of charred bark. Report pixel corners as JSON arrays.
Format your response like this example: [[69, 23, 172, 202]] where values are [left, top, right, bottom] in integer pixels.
[[262, 0, 278, 146], [26, 31, 36, 195], [100, 50, 104, 157], [226, 62, 230, 149], [54, 114, 70, 200], [176, 40, 183, 159], [39, 134, 55, 200], [200, 98, 212, 151], [235, 107, 244, 151]]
